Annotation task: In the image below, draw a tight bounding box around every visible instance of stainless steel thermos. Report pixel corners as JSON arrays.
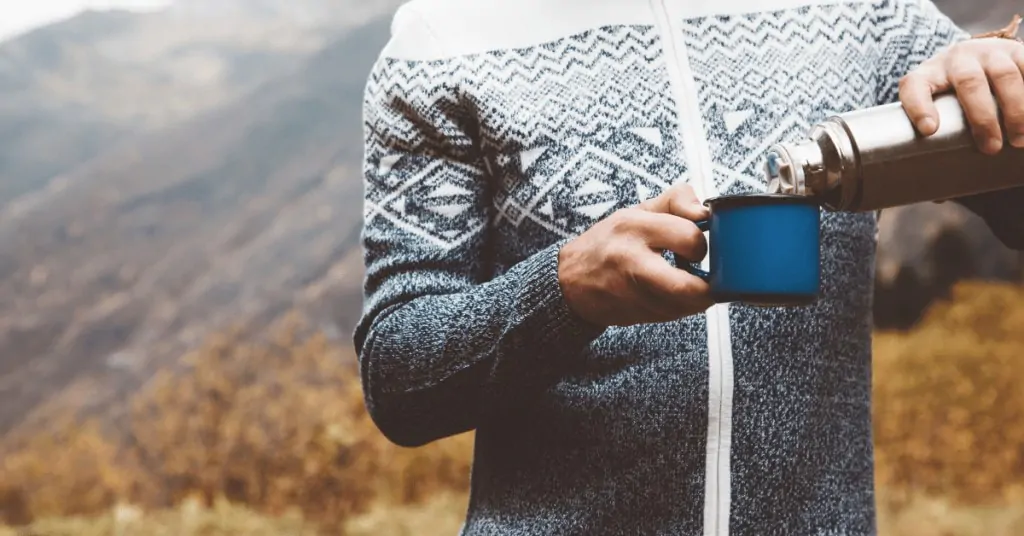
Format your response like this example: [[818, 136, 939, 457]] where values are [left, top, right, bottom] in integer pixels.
[[764, 93, 1024, 211]]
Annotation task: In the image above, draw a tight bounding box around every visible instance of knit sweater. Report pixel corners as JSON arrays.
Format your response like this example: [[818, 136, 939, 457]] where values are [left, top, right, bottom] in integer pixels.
[[354, 1, 1022, 534]]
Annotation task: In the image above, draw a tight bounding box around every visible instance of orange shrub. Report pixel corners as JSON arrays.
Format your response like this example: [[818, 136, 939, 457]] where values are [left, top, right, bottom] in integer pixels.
[[0, 314, 474, 530], [874, 281, 1024, 504], [5, 281, 1024, 530]]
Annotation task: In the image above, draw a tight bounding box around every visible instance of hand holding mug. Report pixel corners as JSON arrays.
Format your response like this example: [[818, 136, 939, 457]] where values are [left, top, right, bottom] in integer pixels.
[[558, 183, 715, 327]]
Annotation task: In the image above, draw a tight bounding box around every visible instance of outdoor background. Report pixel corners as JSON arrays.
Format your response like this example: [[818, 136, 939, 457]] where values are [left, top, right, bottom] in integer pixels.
[[0, 0, 1023, 534]]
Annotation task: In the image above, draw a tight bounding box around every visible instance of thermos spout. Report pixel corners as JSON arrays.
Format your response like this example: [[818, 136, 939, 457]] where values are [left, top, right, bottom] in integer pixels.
[[765, 93, 1024, 212]]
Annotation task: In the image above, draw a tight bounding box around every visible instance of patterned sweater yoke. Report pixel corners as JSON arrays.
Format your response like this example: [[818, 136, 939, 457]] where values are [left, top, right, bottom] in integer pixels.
[[354, 1, 996, 534]]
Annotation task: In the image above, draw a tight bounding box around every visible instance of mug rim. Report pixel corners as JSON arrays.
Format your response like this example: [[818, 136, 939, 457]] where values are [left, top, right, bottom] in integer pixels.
[[703, 193, 820, 210]]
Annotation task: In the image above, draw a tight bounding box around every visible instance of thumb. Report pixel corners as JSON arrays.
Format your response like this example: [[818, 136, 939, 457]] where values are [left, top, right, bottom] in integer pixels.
[[639, 183, 709, 221]]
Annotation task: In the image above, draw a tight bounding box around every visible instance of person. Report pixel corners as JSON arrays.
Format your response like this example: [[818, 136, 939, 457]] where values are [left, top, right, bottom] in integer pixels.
[[354, 0, 1024, 533]]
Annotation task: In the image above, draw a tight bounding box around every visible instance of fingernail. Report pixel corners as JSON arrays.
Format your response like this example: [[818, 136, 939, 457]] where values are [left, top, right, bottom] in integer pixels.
[[918, 117, 937, 134], [1013, 134, 1024, 148], [986, 138, 1004, 154]]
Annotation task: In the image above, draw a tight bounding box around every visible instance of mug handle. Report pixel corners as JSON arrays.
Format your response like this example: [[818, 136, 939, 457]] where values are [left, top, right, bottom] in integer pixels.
[[676, 219, 710, 282]]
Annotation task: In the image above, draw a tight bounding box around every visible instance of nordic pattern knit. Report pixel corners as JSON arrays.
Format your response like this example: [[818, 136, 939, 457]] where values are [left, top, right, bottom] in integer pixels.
[[354, 1, 1022, 534]]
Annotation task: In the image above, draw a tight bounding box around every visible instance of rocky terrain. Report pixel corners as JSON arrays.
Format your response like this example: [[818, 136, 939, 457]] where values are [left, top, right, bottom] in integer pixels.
[[0, 0, 1021, 435]]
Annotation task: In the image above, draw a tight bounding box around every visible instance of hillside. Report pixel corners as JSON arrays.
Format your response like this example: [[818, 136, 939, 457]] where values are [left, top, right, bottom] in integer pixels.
[[0, 17, 391, 434], [0, 0, 400, 206], [0, 0, 1022, 435], [3, 282, 1024, 534]]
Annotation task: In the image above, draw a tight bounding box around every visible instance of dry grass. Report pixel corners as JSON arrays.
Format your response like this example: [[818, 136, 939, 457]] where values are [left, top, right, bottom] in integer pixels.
[[0, 498, 316, 536], [0, 493, 468, 536], [877, 491, 1024, 536], [0, 313, 473, 533], [873, 282, 1024, 504], [1, 282, 1024, 535]]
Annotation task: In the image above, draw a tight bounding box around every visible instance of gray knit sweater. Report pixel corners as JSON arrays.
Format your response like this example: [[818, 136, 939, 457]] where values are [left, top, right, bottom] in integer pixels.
[[354, 1, 1023, 534]]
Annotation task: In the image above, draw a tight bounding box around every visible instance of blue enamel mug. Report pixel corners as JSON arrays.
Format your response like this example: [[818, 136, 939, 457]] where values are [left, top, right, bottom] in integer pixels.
[[678, 193, 821, 307]]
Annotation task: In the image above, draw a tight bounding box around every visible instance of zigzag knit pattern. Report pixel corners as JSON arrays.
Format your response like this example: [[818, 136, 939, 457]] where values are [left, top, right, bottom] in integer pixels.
[[680, 0, 965, 196], [365, 25, 686, 244], [363, 0, 964, 246], [355, 1, 988, 534]]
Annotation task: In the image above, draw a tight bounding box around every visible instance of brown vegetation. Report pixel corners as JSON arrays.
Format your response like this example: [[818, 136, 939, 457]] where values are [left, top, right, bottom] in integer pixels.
[[0, 314, 473, 533], [873, 282, 1024, 504], [2, 282, 1024, 534]]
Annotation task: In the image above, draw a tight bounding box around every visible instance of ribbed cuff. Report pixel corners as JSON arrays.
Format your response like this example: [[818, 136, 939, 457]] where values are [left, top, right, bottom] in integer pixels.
[[511, 239, 607, 355]]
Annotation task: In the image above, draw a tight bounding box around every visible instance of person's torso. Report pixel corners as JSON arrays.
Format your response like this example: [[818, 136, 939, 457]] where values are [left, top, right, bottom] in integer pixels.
[[393, 0, 893, 533]]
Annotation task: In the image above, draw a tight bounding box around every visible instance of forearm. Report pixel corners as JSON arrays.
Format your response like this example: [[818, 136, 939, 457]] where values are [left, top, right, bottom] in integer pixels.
[[356, 242, 604, 447]]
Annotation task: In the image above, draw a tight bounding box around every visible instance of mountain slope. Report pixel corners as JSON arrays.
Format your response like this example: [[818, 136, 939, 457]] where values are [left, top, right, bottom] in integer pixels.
[[0, 0, 400, 208], [1, 0, 1022, 436], [0, 17, 392, 434]]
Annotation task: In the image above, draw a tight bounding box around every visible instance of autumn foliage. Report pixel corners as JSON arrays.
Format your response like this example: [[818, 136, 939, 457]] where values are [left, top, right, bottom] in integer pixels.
[[873, 281, 1024, 504], [0, 314, 473, 532], [1, 282, 1024, 534]]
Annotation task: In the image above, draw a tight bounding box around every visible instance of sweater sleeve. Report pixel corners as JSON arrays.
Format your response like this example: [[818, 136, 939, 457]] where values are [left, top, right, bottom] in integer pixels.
[[878, 0, 1024, 250], [353, 5, 605, 448]]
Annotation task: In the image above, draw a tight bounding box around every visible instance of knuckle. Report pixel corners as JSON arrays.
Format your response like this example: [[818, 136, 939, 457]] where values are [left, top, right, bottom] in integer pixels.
[[988, 63, 1020, 84], [1012, 45, 1024, 63], [604, 245, 630, 269], [667, 182, 696, 200], [947, 63, 983, 86], [897, 75, 911, 92], [606, 209, 636, 233], [954, 75, 988, 94], [668, 181, 694, 193], [948, 41, 972, 58], [625, 264, 646, 291], [945, 64, 968, 82], [898, 72, 921, 90]]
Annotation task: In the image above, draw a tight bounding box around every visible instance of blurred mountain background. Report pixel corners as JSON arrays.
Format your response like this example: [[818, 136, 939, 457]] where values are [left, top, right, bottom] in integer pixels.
[[0, 0, 400, 435], [1, 1, 1024, 534], [0, 0, 1021, 446]]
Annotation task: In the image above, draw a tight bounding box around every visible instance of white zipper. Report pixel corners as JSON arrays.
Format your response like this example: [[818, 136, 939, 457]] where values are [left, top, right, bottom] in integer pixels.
[[650, 2, 735, 535]]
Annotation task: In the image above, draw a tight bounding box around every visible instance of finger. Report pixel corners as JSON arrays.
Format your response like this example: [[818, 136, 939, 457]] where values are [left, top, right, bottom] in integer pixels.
[[1003, 45, 1024, 147], [899, 59, 949, 136], [949, 51, 1002, 154], [628, 211, 708, 262], [630, 253, 714, 314], [984, 49, 1024, 148], [639, 183, 709, 221], [615, 248, 688, 321]]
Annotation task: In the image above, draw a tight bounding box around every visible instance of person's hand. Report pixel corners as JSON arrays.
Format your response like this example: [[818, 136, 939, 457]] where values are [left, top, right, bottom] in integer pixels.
[[557, 183, 714, 327], [900, 36, 1024, 155]]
